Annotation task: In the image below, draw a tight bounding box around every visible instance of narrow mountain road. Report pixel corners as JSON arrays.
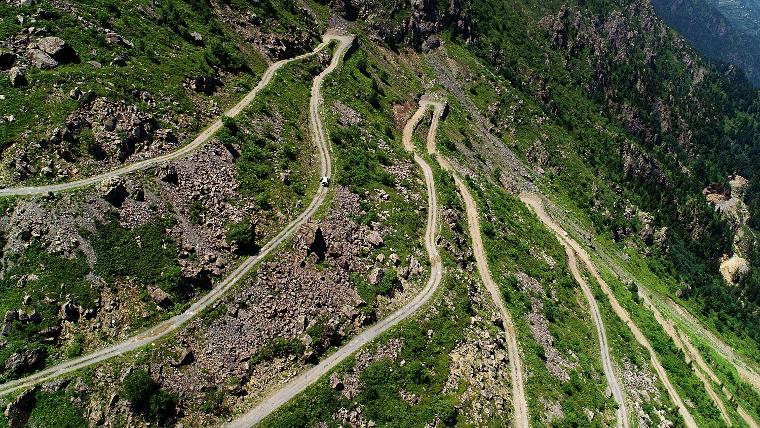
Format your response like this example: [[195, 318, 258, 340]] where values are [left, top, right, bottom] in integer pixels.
[[0, 36, 334, 197], [563, 247, 629, 427], [420, 99, 529, 428], [0, 33, 355, 398], [642, 292, 734, 425], [520, 192, 698, 428], [227, 77, 444, 428], [660, 295, 760, 393]]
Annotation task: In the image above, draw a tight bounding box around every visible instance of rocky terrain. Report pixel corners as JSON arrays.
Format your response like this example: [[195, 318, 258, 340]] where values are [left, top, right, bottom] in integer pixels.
[[3, 0, 760, 427]]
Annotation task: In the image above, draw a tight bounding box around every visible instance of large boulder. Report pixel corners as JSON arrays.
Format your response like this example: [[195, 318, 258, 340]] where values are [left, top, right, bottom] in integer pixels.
[[37, 36, 78, 63], [4, 387, 36, 428], [9, 66, 26, 86], [28, 49, 58, 69], [3, 348, 47, 376], [149, 286, 172, 308], [98, 177, 128, 207]]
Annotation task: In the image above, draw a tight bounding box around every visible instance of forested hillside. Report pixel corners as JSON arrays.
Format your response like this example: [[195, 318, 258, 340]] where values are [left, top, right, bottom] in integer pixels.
[[651, 0, 760, 86]]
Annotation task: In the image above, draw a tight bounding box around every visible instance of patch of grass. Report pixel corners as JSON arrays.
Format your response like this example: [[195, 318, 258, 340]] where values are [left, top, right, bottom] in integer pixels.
[[0, 243, 93, 381], [89, 215, 182, 295], [27, 390, 87, 428], [250, 337, 305, 365]]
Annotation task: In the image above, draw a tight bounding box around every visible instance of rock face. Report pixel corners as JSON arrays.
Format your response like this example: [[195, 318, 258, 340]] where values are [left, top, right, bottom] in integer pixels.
[[3, 348, 46, 376], [330, 0, 472, 50], [4, 388, 36, 428]]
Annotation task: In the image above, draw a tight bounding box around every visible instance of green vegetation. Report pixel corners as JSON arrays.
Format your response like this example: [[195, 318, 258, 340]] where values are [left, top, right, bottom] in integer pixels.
[[0, 0, 321, 184], [0, 243, 93, 381], [251, 337, 306, 365], [218, 55, 322, 223], [90, 216, 182, 295], [225, 218, 258, 255], [27, 390, 88, 427], [473, 182, 625, 425], [322, 42, 427, 265], [121, 368, 178, 422]]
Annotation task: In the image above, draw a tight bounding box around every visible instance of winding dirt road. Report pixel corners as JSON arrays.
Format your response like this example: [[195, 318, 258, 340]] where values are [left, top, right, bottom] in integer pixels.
[[0, 33, 355, 398], [420, 99, 529, 428], [563, 247, 629, 427], [0, 36, 335, 197], [520, 192, 698, 428], [227, 77, 444, 428]]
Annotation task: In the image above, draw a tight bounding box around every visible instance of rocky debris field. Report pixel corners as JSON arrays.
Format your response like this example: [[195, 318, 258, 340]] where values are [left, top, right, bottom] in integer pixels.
[[100, 186, 428, 418], [621, 358, 674, 428], [444, 314, 512, 426]]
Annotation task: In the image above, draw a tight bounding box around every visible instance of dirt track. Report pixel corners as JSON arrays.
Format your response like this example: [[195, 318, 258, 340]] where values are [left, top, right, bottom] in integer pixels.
[[420, 99, 529, 428], [0, 33, 354, 398], [0, 37, 333, 197], [520, 192, 698, 428], [227, 83, 445, 428]]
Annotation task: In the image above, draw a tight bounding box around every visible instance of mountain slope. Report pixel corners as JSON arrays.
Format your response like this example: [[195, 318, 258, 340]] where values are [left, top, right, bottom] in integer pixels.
[[651, 0, 760, 86], [2, 0, 760, 426]]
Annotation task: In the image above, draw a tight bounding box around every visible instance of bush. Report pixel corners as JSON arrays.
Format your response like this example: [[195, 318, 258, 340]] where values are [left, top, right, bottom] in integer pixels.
[[121, 369, 157, 405], [121, 369, 177, 421], [226, 218, 258, 254]]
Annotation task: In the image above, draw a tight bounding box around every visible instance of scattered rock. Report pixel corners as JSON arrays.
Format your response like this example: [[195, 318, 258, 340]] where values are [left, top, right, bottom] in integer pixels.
[[41, 378, 70, 393], [190, 31, 204, 45], [330, 373, 344, 390], [69, 86, 82, 100], [188, 75, 222, 95], [368, 267, 385, 285], [111, 53, 127, 67], [103, 31, 133, 48], [60, 300, 81, 322], [3, 348, 46, 376], [171, 349, 194, 367], [157, 164, 179, 184], [98, 177, 128, 207], [335, 100, 362, 127], [306, 225, 327, 262], [103, 115, 117, 132], [366, 230, 384, 247], [39, 325, 62, 340]]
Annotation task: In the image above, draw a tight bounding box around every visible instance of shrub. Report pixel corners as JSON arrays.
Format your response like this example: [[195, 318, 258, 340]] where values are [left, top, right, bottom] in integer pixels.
[[121, 369, 177, 421], [225, 218, 258, 254]]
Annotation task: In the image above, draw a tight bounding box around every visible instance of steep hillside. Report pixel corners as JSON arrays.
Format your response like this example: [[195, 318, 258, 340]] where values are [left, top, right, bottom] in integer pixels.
[[1, 0, 760, 427], [651, 0, 760, 86]]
